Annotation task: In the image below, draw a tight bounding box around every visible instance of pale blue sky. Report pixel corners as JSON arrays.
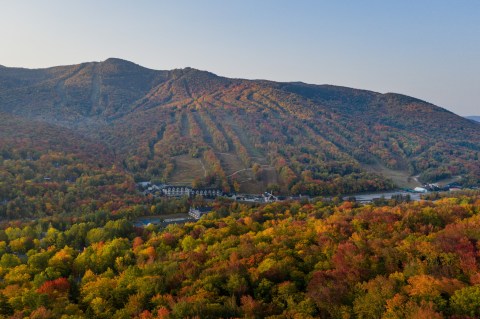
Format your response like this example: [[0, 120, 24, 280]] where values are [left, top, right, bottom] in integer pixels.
[[1, 1, 479, 115]]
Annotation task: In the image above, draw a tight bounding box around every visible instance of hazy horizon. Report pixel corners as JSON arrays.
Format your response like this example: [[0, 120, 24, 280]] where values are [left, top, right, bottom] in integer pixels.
[[1, 0, 478, 116]]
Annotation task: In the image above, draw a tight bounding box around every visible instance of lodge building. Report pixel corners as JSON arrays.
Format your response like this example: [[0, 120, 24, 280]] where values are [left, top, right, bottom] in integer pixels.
[[161, 186, 223, 198]]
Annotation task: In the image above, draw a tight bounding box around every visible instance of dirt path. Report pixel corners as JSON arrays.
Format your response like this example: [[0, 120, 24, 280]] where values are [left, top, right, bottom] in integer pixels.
[[226, 164, 273, 178], [200, 159, 207, 178], [227, 168, 251, 178]]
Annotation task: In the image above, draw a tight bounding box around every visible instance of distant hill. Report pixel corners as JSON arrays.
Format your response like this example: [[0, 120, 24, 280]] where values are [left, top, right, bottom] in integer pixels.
[[1, 58, 479, 194], [466, 116, 480, 123]]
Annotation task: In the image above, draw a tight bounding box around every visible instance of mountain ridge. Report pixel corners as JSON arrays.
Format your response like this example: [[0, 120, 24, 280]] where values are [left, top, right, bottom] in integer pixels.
[[1, 58, 479, 194], [466, 116, 480, 123]]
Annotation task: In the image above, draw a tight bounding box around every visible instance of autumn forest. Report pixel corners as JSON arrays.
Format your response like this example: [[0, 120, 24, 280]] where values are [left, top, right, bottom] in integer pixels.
[[0, 59, 480, 318]]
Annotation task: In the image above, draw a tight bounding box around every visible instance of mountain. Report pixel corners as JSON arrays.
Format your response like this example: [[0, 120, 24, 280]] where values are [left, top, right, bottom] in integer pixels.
[[466, 116, 480, 123], [1, 58, 479, 195]]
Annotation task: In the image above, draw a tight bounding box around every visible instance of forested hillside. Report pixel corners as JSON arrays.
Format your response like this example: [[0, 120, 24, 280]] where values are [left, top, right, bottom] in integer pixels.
[[1, 58, 479, 195], [0, 192, 478, 318], [1, 58, 480, 318], [0, 113, 144, 219]]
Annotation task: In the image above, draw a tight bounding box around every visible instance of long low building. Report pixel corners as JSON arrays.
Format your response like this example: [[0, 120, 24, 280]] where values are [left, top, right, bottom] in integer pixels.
[[162, 186, 223, 198], [189, 207, 213, 219]]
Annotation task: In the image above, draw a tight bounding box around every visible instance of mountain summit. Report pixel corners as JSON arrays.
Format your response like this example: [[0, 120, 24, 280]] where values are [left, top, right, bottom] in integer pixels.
[[1, 58, 479, 194]]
